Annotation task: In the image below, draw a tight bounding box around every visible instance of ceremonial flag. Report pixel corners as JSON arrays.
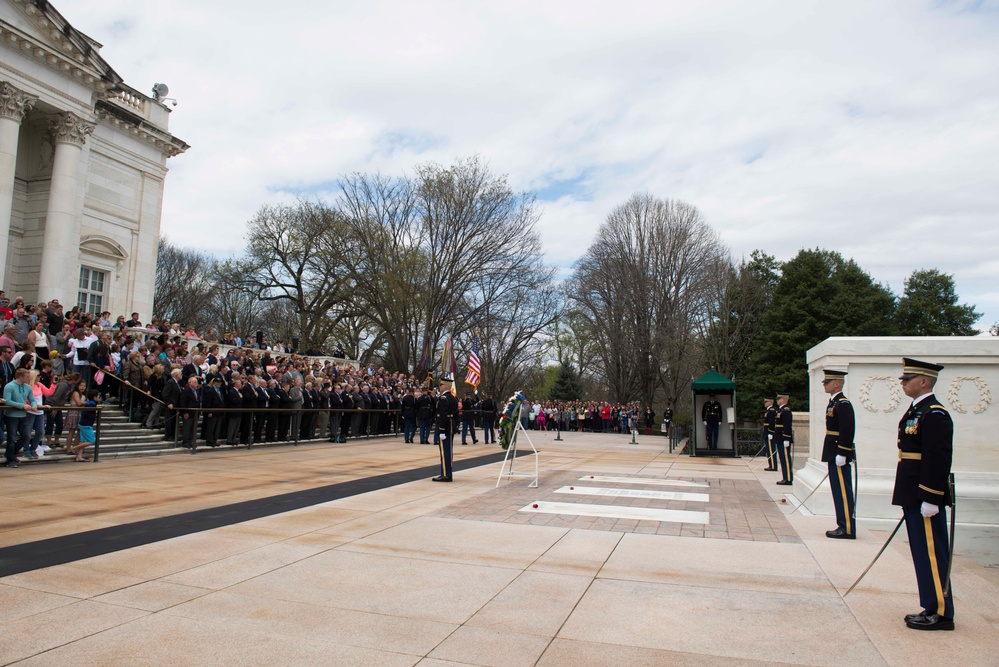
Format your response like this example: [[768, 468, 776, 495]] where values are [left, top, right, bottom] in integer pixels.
[[419, 334, 432, 371], [441, 334, 456, 377], [465, 331, 481, 389]]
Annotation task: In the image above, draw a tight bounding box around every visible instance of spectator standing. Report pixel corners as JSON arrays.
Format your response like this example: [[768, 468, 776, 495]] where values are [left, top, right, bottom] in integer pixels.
[[179, 376, 201, 451], [68, 390, 99, 462], [161, 368, 183, 442], [4, 368, 38, 466]]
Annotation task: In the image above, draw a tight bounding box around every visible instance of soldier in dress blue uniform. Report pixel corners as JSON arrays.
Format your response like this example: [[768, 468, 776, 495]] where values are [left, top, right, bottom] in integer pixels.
[[763, 395, 778, 471], [432, 378, 459, 482], [701, 394, 722, 450], [895, 358, 954, 631], [775, 392, 794, 485], [821, 370, 856, 539]]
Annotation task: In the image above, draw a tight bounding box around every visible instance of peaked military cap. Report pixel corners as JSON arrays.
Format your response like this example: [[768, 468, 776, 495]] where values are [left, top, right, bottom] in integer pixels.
[[776, 392, 790, 399], [899, 358, 944, 380], [822, 369, 848, 382]]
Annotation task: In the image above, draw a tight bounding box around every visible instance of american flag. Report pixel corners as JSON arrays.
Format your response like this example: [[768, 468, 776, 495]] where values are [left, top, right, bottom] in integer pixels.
[[465, 331, 481, 389]]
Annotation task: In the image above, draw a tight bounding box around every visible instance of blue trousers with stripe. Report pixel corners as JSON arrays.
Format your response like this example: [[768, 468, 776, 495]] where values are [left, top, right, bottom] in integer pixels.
[[903, 506, 953, 618], [828, 461, 855, 535]]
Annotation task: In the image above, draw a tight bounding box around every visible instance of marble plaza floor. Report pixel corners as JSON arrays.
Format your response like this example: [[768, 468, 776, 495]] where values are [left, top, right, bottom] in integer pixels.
[[1, 433, 997, 666]]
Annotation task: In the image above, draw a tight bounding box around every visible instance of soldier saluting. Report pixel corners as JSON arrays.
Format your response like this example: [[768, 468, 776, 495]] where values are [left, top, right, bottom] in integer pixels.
[[432, 378, 459, 482]]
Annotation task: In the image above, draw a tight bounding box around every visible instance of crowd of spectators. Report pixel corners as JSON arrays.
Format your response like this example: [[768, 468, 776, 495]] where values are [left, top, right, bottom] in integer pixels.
[[2, 288, 665, 466], [515, 401, 668, 433]]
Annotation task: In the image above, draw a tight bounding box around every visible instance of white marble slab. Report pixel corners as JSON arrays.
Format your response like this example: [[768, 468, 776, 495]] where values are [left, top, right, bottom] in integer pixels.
[[520, 501, 710, 525], [555, 486, 709, 503], [581, 475, 709, 488]]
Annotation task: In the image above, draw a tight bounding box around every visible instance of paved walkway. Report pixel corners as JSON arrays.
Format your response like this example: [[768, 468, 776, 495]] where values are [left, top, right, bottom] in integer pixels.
[[1, 433, 996, 665]]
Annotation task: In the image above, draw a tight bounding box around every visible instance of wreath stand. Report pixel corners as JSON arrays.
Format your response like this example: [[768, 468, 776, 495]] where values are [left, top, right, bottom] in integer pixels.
[[496, 403, 539, 488]]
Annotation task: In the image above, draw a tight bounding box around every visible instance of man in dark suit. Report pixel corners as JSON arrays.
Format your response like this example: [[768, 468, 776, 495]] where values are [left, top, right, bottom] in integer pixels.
[[821, 370, 857, 539], [460, 393, 479, 445], [161, 369, 183, 442], [480, 394, 497, 444], [775, 392, 794, 485], [416, 388, 433, 444], [203, 376, 225, 447], [895, 358, 954, 631], [401, 388, 417, 443], [225, 378, 243, 446], [264, 379, 280, 442], [239, 375, 258, 446], [328, 382, 343, 442], [179, 376, 202, 451], [432, 379, 459, 482]]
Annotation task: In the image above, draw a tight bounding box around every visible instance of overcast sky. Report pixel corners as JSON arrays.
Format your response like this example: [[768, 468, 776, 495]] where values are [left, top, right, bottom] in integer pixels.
[[57, 0, 999, 328]]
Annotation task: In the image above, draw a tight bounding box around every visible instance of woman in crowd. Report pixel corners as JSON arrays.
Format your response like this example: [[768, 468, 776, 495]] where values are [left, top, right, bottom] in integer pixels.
[[26, 321, 49, 359], [143, 364, 167, 428], [12, 339, 38, 371], [27, 369, 56, 456], [63, 377, 87, 454], [46, 371, 76, 448]]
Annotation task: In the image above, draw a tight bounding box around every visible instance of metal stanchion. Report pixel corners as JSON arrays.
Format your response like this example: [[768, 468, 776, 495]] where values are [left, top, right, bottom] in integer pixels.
[[93, 406, 102, 463]]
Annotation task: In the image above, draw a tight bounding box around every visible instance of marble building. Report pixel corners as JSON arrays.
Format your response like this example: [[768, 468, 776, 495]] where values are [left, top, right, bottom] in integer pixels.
[[0, 0, 187, 317]]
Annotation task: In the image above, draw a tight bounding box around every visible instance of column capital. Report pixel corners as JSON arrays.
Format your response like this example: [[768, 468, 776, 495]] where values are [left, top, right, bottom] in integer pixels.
[[49, 111, 96, 147], [0, 81, 38, 122]]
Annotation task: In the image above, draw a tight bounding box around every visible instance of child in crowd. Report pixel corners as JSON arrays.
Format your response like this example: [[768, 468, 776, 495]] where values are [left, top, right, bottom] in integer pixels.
[[68, 389, 100, 462]]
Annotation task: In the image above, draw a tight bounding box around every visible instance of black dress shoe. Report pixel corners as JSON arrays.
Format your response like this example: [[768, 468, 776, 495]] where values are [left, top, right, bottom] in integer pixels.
[[764, 467, 777, 471], [904, 611, 929, 623], [906, 614, 954, 631], [776, 480, 793, 486], [431, 475, 452, 482], [826, 528, 855, 539]]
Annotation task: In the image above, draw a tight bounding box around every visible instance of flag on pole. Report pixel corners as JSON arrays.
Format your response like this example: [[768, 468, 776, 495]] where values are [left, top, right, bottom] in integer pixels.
[[419, 334, 432, 371], [441, 334, 456, 378], [465, 331, 481, 389]]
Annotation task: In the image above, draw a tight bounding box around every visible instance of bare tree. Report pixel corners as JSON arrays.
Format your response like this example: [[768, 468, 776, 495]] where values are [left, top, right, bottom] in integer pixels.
[[239, 201, 358, 351], [153, 237, 216, 331], [573, 193, 728, 405], [338, 156, 545, 374]]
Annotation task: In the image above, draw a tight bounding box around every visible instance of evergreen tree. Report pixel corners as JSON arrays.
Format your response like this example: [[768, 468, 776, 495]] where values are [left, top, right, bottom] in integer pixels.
[[895, 269, 981, 335], [549, 363, 584, 401], [741, 249, 895, 412]]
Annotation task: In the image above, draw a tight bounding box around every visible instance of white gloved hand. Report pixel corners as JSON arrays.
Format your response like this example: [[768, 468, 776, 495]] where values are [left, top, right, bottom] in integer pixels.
[[920, 502, 939, 518], [440, 434, 447, 441], [784, 441, 790, 447], [703, 421, 707, 426], [835, 455, 846, 467], [767, 434, 773, 440]]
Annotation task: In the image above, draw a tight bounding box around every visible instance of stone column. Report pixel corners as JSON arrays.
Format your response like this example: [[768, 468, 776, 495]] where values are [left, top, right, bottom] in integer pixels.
[[0, 81, 37, 288], [36, 111, 95, 304]]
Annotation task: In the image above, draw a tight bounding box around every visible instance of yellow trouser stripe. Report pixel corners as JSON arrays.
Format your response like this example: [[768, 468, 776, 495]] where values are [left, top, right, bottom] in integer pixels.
[[438, 437, 446, 472], [836, 465, 851, 535], [924, 517, 945, 613], [780, 442, 790, 476]]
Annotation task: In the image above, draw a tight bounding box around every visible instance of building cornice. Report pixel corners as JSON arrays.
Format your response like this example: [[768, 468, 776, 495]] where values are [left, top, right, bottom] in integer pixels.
[[95, 99, 190, 158]]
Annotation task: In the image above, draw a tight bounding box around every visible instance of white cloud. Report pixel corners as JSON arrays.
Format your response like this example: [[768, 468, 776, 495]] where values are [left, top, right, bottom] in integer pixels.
[[55, 0, 999, 325]]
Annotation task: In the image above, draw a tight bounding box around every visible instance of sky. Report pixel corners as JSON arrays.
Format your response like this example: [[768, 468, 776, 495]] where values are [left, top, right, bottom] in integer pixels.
[[53, 0, 999, 329]]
